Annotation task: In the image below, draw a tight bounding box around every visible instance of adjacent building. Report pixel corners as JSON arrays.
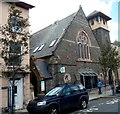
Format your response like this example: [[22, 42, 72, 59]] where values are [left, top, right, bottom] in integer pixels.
[[111, 41, 120, 84], [30, 6, 111, 97], [0, 0, 34, 112]]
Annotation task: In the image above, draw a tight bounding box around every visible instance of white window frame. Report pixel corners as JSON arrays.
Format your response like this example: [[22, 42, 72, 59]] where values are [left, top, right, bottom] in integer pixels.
[[38, 44, 45, 51], [33, 47, 39, 53], [49, 39, 57, 47]]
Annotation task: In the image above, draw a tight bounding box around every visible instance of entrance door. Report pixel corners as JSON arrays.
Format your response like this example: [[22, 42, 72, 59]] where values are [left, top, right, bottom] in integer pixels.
[[14, 78, 23, 109]]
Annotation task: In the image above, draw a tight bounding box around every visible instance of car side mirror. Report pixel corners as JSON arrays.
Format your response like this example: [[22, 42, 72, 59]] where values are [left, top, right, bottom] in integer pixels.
[[60, 93, 65, 98], [80, 88, 86, 91]]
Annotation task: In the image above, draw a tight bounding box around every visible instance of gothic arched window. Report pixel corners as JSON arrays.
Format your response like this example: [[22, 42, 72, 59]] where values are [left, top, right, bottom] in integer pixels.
[[76, 31, 90, 60]]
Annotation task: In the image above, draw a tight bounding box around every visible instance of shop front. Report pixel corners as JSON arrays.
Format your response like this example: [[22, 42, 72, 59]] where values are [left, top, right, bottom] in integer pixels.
[[79, 71, 98, 89]]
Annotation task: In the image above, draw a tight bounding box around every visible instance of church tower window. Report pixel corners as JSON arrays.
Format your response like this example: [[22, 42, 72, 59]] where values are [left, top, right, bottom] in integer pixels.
[[91, 19, 94, 25]]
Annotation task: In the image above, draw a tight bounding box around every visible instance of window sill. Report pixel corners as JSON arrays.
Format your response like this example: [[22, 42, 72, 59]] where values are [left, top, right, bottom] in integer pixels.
[[76, 58, 92, 62]]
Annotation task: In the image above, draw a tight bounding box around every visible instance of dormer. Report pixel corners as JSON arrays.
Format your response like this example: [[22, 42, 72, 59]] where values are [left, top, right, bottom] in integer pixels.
[[87, 10, 111, 30]]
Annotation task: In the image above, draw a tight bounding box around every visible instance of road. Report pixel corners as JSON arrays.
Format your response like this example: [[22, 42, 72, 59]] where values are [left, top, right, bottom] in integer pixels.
[[68, 97, 120, 114], [3, 96, 120, 114]]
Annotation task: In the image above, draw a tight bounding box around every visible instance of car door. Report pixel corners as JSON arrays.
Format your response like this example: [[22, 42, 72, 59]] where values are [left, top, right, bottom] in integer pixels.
[[60, 86, 74, 110], [70, 85, 81, 106]]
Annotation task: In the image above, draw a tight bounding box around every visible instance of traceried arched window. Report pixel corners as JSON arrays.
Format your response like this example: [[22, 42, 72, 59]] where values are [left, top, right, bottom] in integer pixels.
[[76, 31, 90, 60]]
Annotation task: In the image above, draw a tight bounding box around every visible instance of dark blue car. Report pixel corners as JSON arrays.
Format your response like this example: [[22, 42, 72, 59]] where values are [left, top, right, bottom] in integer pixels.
[[27, 83, 89, 114]]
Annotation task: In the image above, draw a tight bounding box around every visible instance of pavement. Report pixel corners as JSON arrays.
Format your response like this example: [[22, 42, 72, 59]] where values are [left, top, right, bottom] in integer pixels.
[[88, 85, 120, 100], [2, 85, 120, 113]]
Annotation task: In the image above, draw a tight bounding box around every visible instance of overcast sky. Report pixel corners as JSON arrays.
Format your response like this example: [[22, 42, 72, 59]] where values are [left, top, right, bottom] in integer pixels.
[[22, 0, 119, 42]]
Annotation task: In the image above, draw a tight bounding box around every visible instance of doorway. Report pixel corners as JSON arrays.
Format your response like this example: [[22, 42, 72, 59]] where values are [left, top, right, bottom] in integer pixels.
[[80, 72, 98, 89], [14, 78, 23, 109], [30, 71, 39, 97], [9, 78, 23, 109]]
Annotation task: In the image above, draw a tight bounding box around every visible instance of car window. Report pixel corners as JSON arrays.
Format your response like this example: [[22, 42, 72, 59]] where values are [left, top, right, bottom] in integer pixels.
[[71, 85, 80, 94], [45, 87, 63, 96], [62, 87, 71, 96], [78, 84, 85, 90]]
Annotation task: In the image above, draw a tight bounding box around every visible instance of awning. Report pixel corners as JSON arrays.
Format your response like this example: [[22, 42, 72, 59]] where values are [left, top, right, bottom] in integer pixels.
[[34, 59, 53, 79], [79, 71, 98, 77]]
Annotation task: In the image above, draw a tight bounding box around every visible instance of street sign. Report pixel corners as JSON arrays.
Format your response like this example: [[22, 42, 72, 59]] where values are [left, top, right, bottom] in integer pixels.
[[60, 67, 65, 73]]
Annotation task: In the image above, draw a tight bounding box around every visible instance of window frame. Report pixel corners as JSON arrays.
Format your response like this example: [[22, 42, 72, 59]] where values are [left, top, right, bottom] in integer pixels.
[[8, 41, 22, 66], [9, 16, 23, 33], [33, 46, 39, 53], [49, 39, 57, 47], [76, 30, 90, 60], [38, 44, 45, 51]]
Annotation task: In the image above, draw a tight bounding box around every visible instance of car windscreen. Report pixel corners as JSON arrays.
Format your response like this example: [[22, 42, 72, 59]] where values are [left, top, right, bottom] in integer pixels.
[[45, 87, 63, 97]]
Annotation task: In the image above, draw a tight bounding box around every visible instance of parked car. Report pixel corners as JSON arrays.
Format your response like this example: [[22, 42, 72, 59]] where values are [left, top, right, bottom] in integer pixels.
[[27, 83, 89, 114], [116, 85, 120, 93]]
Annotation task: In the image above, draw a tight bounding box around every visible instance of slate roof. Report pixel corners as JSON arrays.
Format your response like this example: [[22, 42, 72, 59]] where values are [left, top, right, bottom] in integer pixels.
[[30, 13, 76, 58], [35, 59, 53, 79], [30, 7, 107, 58], [112, 41, 120, 47], [87, 10, 111, 21], [2, 0, 34, 9]]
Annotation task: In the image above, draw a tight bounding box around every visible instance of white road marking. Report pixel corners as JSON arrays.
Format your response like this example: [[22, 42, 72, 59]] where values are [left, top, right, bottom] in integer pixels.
[[80, 98, 120, 113], [106, 98, 119, 105], [99, 103, 104, 105]]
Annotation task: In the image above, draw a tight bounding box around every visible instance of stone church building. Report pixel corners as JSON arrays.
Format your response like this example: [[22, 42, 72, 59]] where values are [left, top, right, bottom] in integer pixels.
[[30, 6, 111, 97]]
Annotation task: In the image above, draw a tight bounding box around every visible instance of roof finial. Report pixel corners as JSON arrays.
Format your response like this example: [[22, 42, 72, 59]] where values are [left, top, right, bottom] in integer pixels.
[[79, 5, 82, 9]]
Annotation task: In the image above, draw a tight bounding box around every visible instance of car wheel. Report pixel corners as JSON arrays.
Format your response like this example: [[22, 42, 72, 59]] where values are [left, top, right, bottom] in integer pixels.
[[80, 98, 87, 109], [48, 106, 59, 114]]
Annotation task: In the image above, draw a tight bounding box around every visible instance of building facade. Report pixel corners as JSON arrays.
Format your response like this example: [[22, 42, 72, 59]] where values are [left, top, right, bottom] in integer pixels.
[[30, 6, 111, 97], [0, 0, 34, 112], [111, 41, 120, 84]]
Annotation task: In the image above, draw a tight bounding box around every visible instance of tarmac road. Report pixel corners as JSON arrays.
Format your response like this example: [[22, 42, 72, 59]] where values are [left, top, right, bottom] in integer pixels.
[[2, 86, 120, 114], [69, 96, 120, 114], [10, 96, 119, 114]]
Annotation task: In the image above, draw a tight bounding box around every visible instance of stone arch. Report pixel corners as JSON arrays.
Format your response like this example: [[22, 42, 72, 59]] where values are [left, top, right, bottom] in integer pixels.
[[30, 69, 41, 97]]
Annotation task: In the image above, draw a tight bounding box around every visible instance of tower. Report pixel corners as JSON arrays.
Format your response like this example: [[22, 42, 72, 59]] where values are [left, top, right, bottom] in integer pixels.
[[87, 10, 111, 47]]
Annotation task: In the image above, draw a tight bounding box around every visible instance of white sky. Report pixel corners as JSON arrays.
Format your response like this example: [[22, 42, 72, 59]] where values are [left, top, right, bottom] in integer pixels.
[[22, 0, 119, 42]]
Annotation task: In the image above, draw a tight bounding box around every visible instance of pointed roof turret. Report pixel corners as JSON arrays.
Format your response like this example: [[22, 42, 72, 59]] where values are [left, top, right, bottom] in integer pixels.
[[87, 10, 111, 21]]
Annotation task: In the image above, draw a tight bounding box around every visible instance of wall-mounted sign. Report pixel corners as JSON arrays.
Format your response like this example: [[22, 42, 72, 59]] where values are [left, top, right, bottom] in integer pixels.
[[41, 81, 45, 91], [60, 67, 65, 73]]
